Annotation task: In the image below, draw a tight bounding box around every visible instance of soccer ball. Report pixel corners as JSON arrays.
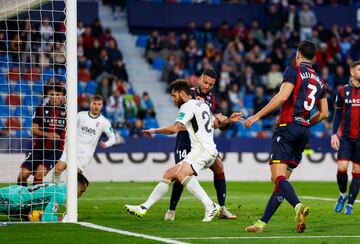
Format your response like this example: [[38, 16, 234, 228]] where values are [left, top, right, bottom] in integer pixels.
[[28, 210, 44, 222]]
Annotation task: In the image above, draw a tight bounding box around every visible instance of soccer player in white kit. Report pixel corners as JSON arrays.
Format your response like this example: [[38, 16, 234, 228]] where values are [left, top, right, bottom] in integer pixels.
[[54, 95, 116, 182], [125, 80, 243, 221]]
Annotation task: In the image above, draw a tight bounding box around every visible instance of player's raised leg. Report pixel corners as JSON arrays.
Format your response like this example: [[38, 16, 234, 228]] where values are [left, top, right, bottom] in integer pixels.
[[210, 156, 236, 219], [125, 165, 178, 218]]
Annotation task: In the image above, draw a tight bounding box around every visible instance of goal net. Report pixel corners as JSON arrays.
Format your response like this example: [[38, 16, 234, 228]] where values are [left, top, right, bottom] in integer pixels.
[[0, 0, 78, 222]]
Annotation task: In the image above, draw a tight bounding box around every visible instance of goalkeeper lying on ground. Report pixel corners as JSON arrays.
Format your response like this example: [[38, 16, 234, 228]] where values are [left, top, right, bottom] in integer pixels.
[[0, 172, 88, 222]]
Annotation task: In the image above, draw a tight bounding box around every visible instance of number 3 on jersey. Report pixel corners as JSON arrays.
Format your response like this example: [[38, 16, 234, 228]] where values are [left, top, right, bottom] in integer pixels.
[[304, 84, 317, 111]]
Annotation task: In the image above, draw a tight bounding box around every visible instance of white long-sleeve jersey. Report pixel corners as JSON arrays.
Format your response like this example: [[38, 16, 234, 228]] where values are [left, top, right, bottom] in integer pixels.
[[77, 111, 116, 158]]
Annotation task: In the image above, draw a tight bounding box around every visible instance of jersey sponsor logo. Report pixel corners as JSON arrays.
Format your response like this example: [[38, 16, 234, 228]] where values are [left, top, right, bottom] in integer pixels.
[[294, 116, 310, 126], [344, 98, 360, 105], [177, 112, 185, 121], [44, 118, 66, 126], [81, 126, 96, 135]]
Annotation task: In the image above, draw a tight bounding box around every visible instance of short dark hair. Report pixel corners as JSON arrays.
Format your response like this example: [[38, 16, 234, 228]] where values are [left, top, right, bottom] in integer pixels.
[[297, 40, 316, 60], [78, 172, 89, 187], [168, 79, 191, 95], [46, 81, 65, 94], [350, 60, 360, 69], [202, 69, 217, 80], [91, 95, 104, 102]]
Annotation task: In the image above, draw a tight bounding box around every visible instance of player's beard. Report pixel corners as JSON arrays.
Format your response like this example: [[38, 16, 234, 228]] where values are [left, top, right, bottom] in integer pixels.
[[177, 97, 185, 108]]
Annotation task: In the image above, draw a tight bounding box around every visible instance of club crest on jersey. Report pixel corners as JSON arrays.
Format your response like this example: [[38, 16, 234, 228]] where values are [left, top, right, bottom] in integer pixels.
[[177, 112, 185, 120], [61, 111, 66, 117]]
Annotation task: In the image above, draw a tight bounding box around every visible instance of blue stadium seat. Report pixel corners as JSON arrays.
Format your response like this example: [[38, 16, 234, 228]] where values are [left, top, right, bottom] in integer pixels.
[[22, 118, 32, 129], [136, 35, 148, 48], [244, 95, 254, 109], [0, 75, 7, 84], [23, 95, 41, 106], [0, 105, 10, 117], [15, 130, 31, 138], [84, 81, 97, 95], [13, 106, 32, 117], [0, 95, 4, 105], [77, 82, 84, 94], [152, 58, 166, 71], [0, 84, 9, 93], [117, 128, 130, 138], [144, 118, 159, 129], [12, 81, 32, 94], [32, 83, 44, 94]]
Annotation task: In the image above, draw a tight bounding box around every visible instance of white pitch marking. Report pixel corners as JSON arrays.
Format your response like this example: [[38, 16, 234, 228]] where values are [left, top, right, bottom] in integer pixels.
[[174, 236, 360, 240], [301, 196, 360, 203], [77, 222, 189, 244]]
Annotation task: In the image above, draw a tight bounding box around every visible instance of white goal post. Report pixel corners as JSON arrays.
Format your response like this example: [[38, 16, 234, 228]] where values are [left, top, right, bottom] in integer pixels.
[[0, 0, 78, 222]]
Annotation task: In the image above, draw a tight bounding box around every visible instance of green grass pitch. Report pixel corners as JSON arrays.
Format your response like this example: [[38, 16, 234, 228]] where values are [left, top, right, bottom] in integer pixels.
[[1, 181, 360, 243]]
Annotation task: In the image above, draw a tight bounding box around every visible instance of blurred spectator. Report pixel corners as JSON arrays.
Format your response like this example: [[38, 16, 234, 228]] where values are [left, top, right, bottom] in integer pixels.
[[107, 90, 124, 124], [253, 86, 268, 114], [112, 59, 129, 81], [266, 64, 282, 94], [77, 20, 85, 36], [145, 30, 162, 63], [99, 28, 118, 48], [130, 119, 145, 138], [107, 39, 123, 63], [96, 77, 113, 99], [283, 4, 299, 33], [140, 92, 155, 117], [91, 18, 103, 38], [333, 64, 349, 87], [299, 3, 317, 40]]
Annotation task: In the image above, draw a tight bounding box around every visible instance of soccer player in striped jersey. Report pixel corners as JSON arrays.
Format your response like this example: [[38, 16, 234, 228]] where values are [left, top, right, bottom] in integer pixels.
[[165, 69, 236, 221], [244, 40, 328, 233], [0, 173, 88, 222], [331, 60, 360, 215], [17, 82, 66, 186]]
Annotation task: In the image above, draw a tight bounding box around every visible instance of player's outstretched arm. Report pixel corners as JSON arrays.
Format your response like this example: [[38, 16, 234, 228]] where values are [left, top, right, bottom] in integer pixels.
[[214, 112, 243, 129], [245, 82, 294, 128], [143, 122, 185, 135], [309, 98, 329, 126]]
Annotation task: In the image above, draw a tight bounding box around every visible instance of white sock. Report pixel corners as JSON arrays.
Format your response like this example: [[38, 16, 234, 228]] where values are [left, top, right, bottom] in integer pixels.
[[142, 179, 171, 209], [183, 176, 213, 209], [340, 192, 347, 197]]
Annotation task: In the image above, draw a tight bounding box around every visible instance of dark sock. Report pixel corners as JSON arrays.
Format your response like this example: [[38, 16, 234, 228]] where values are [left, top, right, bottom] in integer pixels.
[[33, 178, 43, 185], [337, 170, 348, 194], [169, 181, 184, 211], [277, 176, 300, 208], [214, 172, 226, 206], [17, 178, 27, 187], [260, 188, 284, 223], [348, 173, 360, 205]]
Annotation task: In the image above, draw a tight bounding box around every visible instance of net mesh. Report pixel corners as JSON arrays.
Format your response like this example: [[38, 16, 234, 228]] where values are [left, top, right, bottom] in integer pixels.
[[0, 0, 67, 222]]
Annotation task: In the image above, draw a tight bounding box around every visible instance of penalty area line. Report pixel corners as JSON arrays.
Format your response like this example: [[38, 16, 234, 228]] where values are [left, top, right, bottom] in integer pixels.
[[77, 222, 189, 244]]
